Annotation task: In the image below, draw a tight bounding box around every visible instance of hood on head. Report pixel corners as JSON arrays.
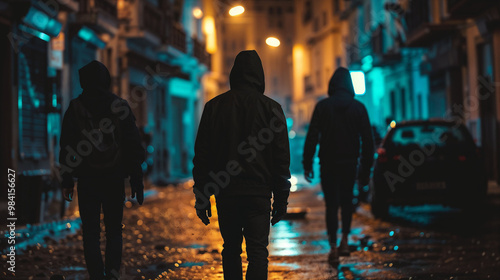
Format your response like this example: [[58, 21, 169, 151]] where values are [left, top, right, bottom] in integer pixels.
[[327, 67, 355, 108], [328, 67, 355, 97], [79, 60, 111, 94], [229, 50, 265, 94]]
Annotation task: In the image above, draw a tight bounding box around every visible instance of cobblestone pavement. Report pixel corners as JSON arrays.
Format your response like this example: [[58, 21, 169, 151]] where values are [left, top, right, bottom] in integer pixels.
[[2, 180, 500, 280]]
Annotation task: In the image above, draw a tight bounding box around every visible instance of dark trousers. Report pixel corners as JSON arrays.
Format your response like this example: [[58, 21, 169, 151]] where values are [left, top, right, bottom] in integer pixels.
[[216, 196, 271, 280], [320, 163, 357, 246], [77, 177, 125, 280]]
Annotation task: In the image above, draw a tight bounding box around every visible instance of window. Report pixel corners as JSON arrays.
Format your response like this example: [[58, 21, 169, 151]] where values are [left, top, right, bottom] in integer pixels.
[[277, 19, 283, 28], [390, 90, 396, 119], [277, 6, 282, 15], [401, 88, 406, 119], [303, 0, 312, 23], [332, 0, 339, 14], [313, 17, 319, 32]]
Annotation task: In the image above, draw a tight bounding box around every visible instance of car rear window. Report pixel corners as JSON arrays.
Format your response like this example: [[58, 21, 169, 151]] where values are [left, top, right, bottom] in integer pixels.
[[386, 124, 473, 150]]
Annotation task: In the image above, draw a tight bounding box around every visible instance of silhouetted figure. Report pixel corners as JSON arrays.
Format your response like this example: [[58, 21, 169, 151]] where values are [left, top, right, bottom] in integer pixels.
[[193, 50, 291, 280], [59, 60, 145, 280], [303, 67, 374, 265]]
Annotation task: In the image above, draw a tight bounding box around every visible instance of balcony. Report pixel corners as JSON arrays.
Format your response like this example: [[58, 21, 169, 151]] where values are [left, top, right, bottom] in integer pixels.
[[77, 0, 118, 34], [339, 0, 363, 20], [165, 20, 187, 53], [370, 25, 401, 67], [119, 0, 164, 45], [447, 0, 499, 19], [404, 0, 458, 47], [193, 38, 210, 67]]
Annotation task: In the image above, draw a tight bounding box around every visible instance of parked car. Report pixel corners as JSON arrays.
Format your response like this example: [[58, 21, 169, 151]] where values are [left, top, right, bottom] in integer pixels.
[[371, 119, 487, 219]]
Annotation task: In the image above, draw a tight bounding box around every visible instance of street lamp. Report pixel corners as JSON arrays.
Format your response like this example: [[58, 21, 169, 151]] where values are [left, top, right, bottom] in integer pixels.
[[192, 7, 203, 19], [229, 5, 245, 16], [266, 37, 280, 47]]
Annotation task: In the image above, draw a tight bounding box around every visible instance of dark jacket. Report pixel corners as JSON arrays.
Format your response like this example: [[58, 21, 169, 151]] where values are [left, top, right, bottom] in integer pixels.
[[303, 67, 374, 178], [59, 60, 145, 188], [192, 50, 291, 209]]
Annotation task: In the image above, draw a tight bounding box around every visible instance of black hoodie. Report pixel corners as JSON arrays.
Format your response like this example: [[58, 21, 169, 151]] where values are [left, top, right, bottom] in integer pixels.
[[302, 67, 374, 178], [59, 60, 145, 188], [192, 50, 291, 208]]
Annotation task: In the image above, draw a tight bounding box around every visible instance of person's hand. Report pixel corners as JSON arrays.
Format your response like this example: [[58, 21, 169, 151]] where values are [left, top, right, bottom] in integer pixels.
[[196, 204, 212, 226], [358, 176, 370, 187], [271, 203, 287, 226], [304, 170, 314, 183], [63, 187, 74, 202], [131, 179, 144, 205]]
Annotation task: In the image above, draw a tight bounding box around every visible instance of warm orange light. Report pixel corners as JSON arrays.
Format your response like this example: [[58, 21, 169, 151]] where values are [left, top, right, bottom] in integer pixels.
[[192, 7, 203, 19], [229, 5, 245, 16], [203, 16, 217, 53], [266, 37, 280, 47]]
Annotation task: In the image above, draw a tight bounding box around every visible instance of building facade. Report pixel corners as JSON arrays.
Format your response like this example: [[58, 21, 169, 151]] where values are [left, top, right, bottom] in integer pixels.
[[0, 0, 211, 224]]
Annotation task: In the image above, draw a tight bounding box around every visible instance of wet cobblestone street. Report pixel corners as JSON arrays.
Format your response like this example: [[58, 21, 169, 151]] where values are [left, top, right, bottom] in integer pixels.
[[2, 181, 500, 280]]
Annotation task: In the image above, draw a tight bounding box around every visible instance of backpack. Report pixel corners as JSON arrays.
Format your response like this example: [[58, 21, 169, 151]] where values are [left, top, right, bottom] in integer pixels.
[[72, 97, 122, 170]]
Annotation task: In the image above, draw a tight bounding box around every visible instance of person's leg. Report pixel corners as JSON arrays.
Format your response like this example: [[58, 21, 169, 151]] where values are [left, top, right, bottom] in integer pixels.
[[242, 196, 271, 280], [320, 165, 340, 247], [77, 180, 105, 280], [102, 178, 125, 279], [339, 163, 357, 235], [216, 197, 244, 280], [338, 163, 357, 255]]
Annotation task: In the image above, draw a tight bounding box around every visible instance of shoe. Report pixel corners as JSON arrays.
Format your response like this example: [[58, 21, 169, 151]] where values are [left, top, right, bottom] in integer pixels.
[[338, 238, 350, 256], [328, 248, 339, 266]]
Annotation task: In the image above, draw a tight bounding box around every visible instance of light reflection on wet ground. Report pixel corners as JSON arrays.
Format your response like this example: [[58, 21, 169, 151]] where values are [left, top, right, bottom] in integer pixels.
[[2, 179, 500, 279]]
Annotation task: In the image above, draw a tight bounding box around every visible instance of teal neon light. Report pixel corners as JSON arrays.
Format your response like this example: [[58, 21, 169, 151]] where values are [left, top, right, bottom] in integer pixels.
[[23, 7, 62, 37], [18, 24, 50, 42], [78, 27, 106, 48]]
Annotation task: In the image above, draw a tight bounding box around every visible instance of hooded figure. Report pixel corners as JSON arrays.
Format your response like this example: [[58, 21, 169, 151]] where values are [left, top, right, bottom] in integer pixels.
[[192, 50, 291, 280], [59, 60, 145, 279], [302, 67, 374, 265]]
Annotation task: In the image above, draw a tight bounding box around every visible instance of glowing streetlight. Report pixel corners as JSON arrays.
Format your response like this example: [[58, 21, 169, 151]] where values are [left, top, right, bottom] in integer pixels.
[[229, 5, 245, 16], [192, 7, 203, 19], [266, 37, 280, 47]]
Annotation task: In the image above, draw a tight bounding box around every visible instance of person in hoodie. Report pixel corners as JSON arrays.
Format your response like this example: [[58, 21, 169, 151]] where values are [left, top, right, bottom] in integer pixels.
[[303, 67, 374, 265], [193, 50, 291, 280], [59, 60, 145, 280]]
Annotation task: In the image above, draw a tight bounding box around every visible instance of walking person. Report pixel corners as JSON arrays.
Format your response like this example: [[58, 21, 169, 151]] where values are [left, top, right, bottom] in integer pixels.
[[193, 50, 291, 280], [59, 60, 145, 280], [302, 67, 374, 265]]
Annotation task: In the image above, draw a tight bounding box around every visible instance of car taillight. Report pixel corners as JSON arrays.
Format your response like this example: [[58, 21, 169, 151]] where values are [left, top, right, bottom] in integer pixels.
[[458, 155, 466, 161], [377, 147, 388, 163]]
